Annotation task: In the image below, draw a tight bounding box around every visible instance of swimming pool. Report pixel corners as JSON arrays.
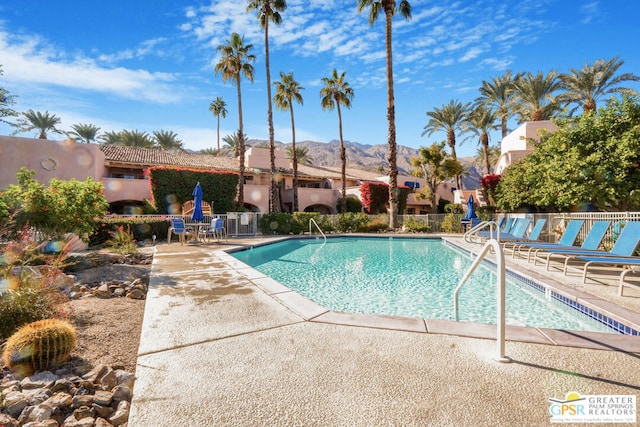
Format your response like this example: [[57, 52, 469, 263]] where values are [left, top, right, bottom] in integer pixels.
[[231, 237, 633, 334]]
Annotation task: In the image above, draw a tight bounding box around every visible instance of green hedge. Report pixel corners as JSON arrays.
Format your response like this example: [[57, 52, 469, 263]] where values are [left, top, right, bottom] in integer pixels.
[[148, 167, 239, 214], [90, 217, 171, 245]]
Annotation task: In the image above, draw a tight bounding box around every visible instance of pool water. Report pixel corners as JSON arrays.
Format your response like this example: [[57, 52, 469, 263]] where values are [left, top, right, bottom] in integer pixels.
[[232, 237, 615, 334]]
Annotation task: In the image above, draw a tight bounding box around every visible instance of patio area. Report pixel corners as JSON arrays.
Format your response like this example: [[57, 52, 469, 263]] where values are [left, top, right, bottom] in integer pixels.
[[129, 236, 640, 426]]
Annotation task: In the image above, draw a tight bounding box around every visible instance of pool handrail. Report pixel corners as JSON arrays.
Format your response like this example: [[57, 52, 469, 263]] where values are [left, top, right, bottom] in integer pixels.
[[309, 218, 327, 243], [453, 238, 510, 363], [464, 220, 500, 244]]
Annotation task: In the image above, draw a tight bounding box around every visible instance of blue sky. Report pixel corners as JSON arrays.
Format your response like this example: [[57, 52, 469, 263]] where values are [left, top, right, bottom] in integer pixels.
[[1, 0, 639, 158]]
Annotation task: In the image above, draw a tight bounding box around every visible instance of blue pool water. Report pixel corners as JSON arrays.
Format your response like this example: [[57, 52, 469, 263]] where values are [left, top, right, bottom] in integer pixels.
[[232, 237, 620, 334]]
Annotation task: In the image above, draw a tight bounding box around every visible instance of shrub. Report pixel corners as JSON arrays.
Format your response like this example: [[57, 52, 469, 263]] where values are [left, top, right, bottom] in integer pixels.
[[336, 196, 363, 213], [0, 232, 69, 340], [335, 212, 370, 232], [402, 217, 431, 232], [444, 203, 463, 214], [365, 215, 389, 232], [476, 206, 497, 221], [441, 213, 463, 233], [259, 212, 294, 235], [106, 225, 138, 254]]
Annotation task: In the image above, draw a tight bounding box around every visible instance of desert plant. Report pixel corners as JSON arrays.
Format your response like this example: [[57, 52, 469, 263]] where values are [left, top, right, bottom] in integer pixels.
[[365, 216, 389, 232], [106, 225, 138, 254], [2, 318, 77, 376]]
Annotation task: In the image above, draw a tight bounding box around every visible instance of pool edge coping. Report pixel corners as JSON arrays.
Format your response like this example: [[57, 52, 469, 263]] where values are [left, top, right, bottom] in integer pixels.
[[222, 235, 640, 353]]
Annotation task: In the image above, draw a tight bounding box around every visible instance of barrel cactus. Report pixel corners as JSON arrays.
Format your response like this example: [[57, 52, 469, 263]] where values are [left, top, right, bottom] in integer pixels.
[[2, 318, 77, 377]]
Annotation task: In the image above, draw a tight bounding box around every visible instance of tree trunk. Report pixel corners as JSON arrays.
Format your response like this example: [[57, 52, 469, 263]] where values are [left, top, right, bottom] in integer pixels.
[[236, 76, 244, 208], [290, 101, 299, 213], [216, 116, 220, 154], [482, 132, 491, 175], [385, 6, 398, 229], [447, 128, 462, 190], [337, 102, 347, 214], [265, 20, 279, 213]]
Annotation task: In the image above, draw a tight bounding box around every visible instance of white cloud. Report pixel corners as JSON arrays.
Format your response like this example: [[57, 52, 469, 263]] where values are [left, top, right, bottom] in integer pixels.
[[0, 31, 185, 104]]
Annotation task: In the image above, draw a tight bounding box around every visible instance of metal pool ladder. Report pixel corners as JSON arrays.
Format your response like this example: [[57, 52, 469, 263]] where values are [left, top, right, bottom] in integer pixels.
[[453, 239, 510, 363], [309, 218, 327, 243]]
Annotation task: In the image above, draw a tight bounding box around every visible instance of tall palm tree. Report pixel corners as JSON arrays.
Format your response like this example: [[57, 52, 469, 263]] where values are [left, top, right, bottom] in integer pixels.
[[215, 32, 256, 208], [286, 146, 313, 165], [465, 106, 499, 175], [274, 71, 304, 212], [512, 71, 564, 122], [320, 69, 354, 214], [247, 0, 287, 213], [66, 123, 101, 143], [209, 97, 227, 153], [560, 56, 640, 114], [153, 130, 184, 151], [13, 110, 63, 139], [475, 70, 522, 139], [357, 0, 411, 229], [422, 99, 470, 189]]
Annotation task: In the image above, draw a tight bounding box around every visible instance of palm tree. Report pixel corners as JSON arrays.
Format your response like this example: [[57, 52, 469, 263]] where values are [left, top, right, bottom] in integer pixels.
[[357, 0, 411, 229], [320, 69, 354, 214], [475, 70, 522, 139], [512, 71, 564, 122], [222, 133, 248, 158], [13, 110, 63, 139], [99, 130, 123, 145], [286, 146, 313, 165], [0, 65, 17, 125], [209, 97, 227, 153], [422, 99, 470, 189], [274, 71, 304, 212], [120, 129, 155, 148], [247, 0, 287, 213], [560, 56, 640, 114], [153, 130, 184, 151], [66, 123, 101, 143], [465, 105, 499, 175], [473, 145, 500, 174], [215, 32, 256, 208]]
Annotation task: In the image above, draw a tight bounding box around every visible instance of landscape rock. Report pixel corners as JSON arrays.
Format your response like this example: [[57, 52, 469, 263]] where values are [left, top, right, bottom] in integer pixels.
[[0, 363, 136, 426]]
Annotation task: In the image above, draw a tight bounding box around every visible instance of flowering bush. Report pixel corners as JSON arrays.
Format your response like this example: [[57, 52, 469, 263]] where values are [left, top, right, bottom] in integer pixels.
[[480, 174, 501, 206], [106, 225, 138, 254]]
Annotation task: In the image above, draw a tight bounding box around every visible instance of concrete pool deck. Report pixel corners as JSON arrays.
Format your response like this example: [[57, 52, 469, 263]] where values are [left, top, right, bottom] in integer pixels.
[[129, 235, 640, 426]]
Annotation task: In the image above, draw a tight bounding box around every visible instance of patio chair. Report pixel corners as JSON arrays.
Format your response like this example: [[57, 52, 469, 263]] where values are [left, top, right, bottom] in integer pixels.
[[168, 218, 193, 245], [560, 222, 640, 282], [512, 219, 584, 260], [201, 218, 227, 243], [534, 220, 611, 269]]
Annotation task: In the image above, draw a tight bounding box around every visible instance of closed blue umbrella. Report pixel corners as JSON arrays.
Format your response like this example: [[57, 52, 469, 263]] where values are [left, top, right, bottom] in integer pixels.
[[464, 194, 477, 220], [191, 182, 204, 222]]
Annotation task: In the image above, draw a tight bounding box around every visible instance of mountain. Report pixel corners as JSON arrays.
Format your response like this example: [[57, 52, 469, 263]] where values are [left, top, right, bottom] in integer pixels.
[[246, 139, 484, 190]]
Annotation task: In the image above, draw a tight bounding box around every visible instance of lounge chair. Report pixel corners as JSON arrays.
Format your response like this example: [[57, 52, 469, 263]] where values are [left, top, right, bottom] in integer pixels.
[[168, 218, 193, 245], [619, 269, 640, 296], [533, 220, 611, 269], [559, 222, 640, 282], [501, 218, 547, 253], [512, 219, 584, 260], [487, 217, 532, 241]]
